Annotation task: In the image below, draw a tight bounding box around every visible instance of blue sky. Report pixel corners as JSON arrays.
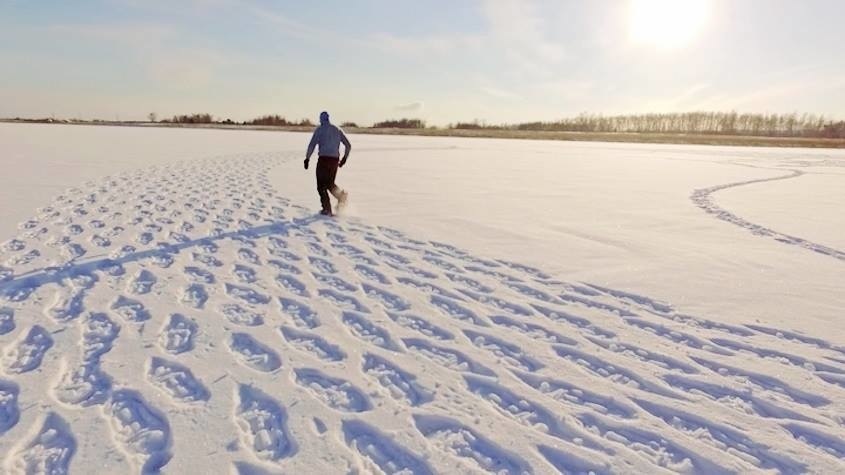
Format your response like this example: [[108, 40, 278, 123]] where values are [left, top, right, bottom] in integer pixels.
[[1, 0, 843, 125]]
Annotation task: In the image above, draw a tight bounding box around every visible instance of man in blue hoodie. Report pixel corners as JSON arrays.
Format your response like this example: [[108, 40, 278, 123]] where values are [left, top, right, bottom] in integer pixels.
[[305, 111, 351, 216]]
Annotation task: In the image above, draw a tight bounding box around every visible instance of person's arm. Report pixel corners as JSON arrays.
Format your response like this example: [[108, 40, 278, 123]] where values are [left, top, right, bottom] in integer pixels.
[[339, 129, 351, 167], [305, 127, 320, 169]]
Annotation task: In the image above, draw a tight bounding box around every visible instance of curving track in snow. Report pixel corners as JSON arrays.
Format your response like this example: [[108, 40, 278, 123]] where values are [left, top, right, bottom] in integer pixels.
[[691, 166, 845, 261]]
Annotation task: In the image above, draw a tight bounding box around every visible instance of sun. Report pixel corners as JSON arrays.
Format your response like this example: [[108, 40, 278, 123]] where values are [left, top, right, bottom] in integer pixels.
[[628, 0, 710, 49]]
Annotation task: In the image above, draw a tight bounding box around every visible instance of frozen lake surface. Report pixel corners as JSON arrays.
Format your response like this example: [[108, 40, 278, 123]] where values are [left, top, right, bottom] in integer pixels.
[[0, 123, 843, 473]]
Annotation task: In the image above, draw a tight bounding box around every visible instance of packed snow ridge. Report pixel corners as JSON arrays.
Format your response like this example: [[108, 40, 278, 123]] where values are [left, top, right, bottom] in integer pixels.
[[0, 151, 843, 474]]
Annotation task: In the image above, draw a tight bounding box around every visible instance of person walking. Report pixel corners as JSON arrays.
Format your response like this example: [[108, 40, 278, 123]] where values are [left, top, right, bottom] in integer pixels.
[[304, 111, 351, 216]]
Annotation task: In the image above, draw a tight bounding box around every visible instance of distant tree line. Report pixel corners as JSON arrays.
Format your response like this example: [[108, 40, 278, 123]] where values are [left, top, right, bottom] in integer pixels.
[[372, 118, 426, 129], [164, 113, 214, 124], [246, 115, 314, 126], [450, 112, 845, 138]]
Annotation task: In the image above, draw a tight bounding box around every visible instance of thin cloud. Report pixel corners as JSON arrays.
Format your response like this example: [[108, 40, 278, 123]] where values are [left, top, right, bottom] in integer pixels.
[[481, 87, 521, 99], [394, 102, 425, 112]]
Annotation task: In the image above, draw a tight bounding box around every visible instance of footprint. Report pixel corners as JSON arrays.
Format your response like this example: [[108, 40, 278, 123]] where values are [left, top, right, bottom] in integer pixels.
[[423, 255, 464, 273], [445, 273, 493, 293], [2, 325, 54, 374], [342, 419, 432, 474], [225, 284, 270, 305], [180, 284, 209, 309], [111, 295, 151, 323], [348, 253, 380, 266], [429, 295, 487, 327], [782, 422, 845, 459], [312, 273, 356, 293], [585, 336, 700, 374], [625, 319, 732, 356], [45, 289, 85, 322], [268, 259, 302, 275], [268, 249, 301, 263], [184, 266, 215, 284], [662, 374, 816, 423], [146, 357, 210, 403], [62, 243, 86, 260], [361, 283, 411, 312], [745, 324, 845, 355], [267, 236, 288, 251], [576, 412, 730, 473], [515, 371, 638, 420], [413, 414, 530, 474], [6, 412, 76, 474], [362, 353, 431, 406], [235, 384, 295, 461], [495, 259, 551, 280], [228, 333, 282, 372], [308, 256, 337, 274], [553, 345, 680, 399], [275, 274, 311, 297], [342, 312, 400, 351], [306, 242, 330, 257], [137, 232, 155, 245], [387, 312, 454, 341], [354, 265, 390, 285], [374, 249, 411, 266], [396, 277, 464, 301], [690, 356, 830, 408], [536, 444, 610, 475], [464, 374, 609, 454], [233, 265, 258, 284], [633, 398, 805, 471], [128, 269, 157, 295], [237, 248, 261, 265], [277, 297, 320, 329], [148, 252, 175, 269], [90, 234, 111, 248], [402, 338, 494, 377], [220, 303, 264, 327], [364, 236, 395, 250], [82, 312, 121, 362], [158, 314, 198, 355], [104, 389, 172, 473], [457, 288, 532, 317], [53, 362, 112, 407], [317, 288, 370, 313], [463, 329, 544, 372], [0, 380, 19, 433], [709, 337, 845, 375], [294, 368, 371, 412], [279, 327, 345, 362], [503, 281, 559, 303], [193, 252, 223, 268], [532, 304, 615, 339], [489, 315, 577, 345]]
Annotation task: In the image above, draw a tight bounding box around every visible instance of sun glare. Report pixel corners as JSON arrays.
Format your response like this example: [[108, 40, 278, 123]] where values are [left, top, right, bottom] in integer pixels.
[[629, 0, 709, 49]]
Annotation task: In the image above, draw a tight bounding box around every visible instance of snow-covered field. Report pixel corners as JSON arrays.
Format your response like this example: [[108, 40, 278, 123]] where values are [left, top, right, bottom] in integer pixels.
[[0, 123, 843, 473]]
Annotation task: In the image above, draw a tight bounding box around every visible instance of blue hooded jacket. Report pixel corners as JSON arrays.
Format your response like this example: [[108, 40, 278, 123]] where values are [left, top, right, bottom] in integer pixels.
[[306, 111, 351, 160]]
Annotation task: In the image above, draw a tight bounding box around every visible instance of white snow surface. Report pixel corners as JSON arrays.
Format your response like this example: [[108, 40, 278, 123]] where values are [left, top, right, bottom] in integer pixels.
[[0, 123, 844, 474]]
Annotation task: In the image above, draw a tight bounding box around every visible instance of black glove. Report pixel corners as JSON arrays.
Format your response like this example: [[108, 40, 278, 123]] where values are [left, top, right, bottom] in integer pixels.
[[339, 157, 347, 168], [304, 158, 309, 170]]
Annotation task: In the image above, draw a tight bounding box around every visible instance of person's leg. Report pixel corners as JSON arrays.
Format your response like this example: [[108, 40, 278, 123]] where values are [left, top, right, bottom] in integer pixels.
[[315, 158, 332, 213], [324, 159, 346, 203]]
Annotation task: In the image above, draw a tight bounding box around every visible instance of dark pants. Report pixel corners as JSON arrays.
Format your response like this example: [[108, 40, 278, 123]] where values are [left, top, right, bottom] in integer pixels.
[[316, 156, 341, 213]]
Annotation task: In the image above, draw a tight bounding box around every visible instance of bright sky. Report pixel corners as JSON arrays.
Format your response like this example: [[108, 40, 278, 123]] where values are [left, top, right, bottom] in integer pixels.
[[1, 0, 843, 125]]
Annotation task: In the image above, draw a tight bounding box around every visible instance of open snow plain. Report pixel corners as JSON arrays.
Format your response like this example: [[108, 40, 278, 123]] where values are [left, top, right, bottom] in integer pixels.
[[0, 123, 843, 473]]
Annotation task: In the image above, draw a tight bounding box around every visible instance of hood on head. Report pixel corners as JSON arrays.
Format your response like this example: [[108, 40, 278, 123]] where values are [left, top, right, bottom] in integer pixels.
[[319, 111, 330, 125]]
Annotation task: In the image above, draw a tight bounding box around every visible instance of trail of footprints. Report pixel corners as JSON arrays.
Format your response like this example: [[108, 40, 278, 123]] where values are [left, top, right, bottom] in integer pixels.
[[0, 151, 841, 473]]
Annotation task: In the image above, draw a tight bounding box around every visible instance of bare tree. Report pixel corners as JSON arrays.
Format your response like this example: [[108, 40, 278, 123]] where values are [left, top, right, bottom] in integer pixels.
[[148, 112, 157, 123]]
